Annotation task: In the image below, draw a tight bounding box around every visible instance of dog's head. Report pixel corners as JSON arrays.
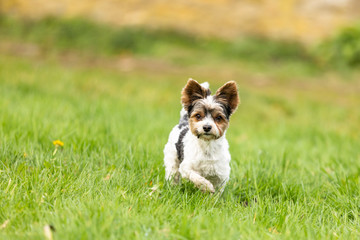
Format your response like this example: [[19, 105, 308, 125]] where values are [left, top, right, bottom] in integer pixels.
[[181, 79, 240, 140]]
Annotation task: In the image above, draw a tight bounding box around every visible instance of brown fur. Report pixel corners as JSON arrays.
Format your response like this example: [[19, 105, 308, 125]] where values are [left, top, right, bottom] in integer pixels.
[[211, 108, 229, 137], [181, 79, 210, 111], [181, 79, 239, 140], [188, 101, 206, 137], [188, 99, 229, 139], [214, 81, 240, 114]]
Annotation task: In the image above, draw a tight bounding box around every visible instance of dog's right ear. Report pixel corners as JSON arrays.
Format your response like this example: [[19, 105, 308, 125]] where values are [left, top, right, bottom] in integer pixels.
[[181, 78, 209, 111]]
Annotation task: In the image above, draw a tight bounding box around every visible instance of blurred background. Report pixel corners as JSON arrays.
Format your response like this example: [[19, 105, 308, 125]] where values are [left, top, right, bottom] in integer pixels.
[[2, 0, 360, 44], [1, 0, 360, 70]]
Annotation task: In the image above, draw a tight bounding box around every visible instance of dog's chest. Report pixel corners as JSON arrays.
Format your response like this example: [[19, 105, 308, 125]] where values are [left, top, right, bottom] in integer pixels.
[[189, 145, 227, 176], [182, 134, 230, 179], [195, 159, 218, 176]]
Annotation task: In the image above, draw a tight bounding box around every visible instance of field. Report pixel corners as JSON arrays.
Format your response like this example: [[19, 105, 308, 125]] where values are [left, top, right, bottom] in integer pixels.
[[1, 18, 360, 239]]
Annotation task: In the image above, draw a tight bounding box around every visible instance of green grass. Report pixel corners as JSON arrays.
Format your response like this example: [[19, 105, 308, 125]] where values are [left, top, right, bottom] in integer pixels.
[[1, 17, 360, 239], [0, 16, 315, 67], [317, 23, 360, 68]]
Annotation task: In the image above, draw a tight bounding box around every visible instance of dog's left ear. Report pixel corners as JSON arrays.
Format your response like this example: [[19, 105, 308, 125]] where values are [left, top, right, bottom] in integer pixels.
[[215, 81, 240, 115]]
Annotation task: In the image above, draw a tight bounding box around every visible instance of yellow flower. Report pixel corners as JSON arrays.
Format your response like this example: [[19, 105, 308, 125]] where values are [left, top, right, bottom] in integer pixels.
[[52, 140, 64, 147], [268, 227, 280, 234]]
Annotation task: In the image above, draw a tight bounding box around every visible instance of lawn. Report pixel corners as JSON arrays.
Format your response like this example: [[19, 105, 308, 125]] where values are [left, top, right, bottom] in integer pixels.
[[1, 19, 360, 239]]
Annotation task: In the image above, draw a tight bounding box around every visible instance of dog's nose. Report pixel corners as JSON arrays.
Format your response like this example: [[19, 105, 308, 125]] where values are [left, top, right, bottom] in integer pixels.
[[203, 125, 212, 132]]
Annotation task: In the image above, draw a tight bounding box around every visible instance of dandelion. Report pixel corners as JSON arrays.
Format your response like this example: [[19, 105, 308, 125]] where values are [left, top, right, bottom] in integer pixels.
[[52, 140, 64, 156], [268, 227, 280, 234], [52, 140, 64, 147]]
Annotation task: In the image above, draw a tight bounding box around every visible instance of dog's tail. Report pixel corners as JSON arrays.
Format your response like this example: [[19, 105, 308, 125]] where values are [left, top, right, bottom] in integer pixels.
[[180, 81, 210, 118]]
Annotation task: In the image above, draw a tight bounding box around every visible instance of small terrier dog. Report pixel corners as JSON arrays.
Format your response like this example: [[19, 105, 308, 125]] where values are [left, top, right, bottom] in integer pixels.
[[163, 79, 239, 193]]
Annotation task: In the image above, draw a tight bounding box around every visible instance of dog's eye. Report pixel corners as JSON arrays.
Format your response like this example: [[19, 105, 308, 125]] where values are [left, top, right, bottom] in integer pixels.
[[195, 114, 202, 120], [215, 116, 222, 122]]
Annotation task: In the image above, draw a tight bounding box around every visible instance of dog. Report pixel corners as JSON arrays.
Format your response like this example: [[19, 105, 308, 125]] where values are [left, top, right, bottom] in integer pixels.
[[163, 79, 240, 193]]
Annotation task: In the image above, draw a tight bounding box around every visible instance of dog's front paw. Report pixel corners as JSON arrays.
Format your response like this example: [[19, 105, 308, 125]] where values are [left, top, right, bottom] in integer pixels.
[[198, 180, 215, 193]]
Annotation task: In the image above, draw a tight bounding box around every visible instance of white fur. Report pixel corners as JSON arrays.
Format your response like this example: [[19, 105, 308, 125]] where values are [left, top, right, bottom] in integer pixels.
[[179, 132, 230, 192], [163, 125, 182, 182], [164, 89, 231, 193], [200, 82, 210, 89]]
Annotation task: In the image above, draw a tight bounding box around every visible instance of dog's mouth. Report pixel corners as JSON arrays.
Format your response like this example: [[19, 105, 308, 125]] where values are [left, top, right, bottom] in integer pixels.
[[197, 132, 217, 140], [192, 129, 218, 140]]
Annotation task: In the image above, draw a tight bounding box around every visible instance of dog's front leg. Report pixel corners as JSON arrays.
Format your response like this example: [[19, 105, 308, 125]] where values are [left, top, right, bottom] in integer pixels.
[[180, 166, 215, 193]]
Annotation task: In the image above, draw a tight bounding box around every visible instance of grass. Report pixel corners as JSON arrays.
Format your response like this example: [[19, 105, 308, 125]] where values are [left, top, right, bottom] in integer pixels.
[[1, 17, 360, 239], [0, 16, 315, 67], [317, 23, 360, 68]]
